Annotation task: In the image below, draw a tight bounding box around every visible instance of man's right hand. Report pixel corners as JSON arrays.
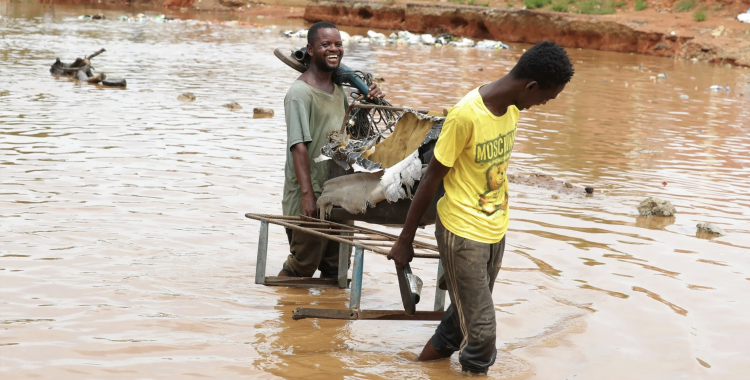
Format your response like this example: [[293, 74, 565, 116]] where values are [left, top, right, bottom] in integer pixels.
[[302, 193, 318, 218], [387, 237, 415, 269]]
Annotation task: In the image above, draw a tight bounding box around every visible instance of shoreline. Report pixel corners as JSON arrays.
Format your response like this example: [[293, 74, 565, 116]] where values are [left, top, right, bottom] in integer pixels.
[[304, 0, 750, 67], [16, 0, 750, 66]]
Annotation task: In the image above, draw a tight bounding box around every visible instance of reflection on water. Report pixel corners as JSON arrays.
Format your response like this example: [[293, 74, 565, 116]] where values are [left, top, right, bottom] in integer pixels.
[[2, 2, 750, 379]]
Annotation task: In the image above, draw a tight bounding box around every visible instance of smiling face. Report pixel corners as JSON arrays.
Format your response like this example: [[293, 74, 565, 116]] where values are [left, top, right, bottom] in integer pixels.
[[516, 82, 566, 111], [307, 28, 343, 73]]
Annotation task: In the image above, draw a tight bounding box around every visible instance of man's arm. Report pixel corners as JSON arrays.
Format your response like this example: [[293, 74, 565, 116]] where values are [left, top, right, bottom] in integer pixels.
[[387, 156, 451, 268], [290, 142, 317, 218]]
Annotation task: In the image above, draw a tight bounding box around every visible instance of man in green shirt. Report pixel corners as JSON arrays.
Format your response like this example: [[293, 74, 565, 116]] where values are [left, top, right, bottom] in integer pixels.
[[278, 21, 384, 278]]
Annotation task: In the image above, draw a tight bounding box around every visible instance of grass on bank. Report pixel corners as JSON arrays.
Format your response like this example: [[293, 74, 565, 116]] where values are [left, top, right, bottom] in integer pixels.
[[576, 0, 626, 14], [675, 0, 696, 11], [635, 0, 647, 10], [694, 6, 707, 21], [524, 0, 552, 9], [549, 0, 571, 11]]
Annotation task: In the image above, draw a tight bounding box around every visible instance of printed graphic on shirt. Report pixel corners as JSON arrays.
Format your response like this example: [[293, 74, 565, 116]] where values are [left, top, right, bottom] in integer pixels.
[[476, 127, 516, 216]]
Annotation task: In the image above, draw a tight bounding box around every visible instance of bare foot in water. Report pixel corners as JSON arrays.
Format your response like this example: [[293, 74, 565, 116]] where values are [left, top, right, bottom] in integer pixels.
[[418, 339, 451, 361]]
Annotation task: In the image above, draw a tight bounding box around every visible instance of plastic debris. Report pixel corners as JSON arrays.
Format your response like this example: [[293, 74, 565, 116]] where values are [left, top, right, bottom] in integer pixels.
[[738, 9, 750, 23], [367, 30, 386, 40], [679, 94, 689, 99], [420, 34, 435, 45], [657, 73, 667, 79], [709, 85, 731, 91], [476, 40, 510, 50]]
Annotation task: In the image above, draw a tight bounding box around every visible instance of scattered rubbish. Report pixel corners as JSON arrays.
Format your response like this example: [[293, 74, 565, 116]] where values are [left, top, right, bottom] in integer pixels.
[[223, 101, 242, 110], [564, 182, 573, 188], [476, 40, 510, 50], [662, 181, 667, 186], [49, 48, 126, 87], [0, 90, 9, 96], [711, 25, 724, 37], [253, 107, 274, 118], [696, 222, 726, 235], [551, 194, 560, 199], [679, 94, 689, 99], [709, 85, 730, 91], [657, 73, 667, 79], [637, 196, 676, 217], [79, 14, 105, 20], [101, 78, 126, 87], [178, 92, 196, 102], [281, 28, 509, 51], [738, 8, 750, 23], [585, 186, 594, 194]]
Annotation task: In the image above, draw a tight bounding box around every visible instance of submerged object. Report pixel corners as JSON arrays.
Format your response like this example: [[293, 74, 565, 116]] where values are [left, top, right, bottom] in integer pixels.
[[49, 48, 126, 88], [397, 263, 423, 315]]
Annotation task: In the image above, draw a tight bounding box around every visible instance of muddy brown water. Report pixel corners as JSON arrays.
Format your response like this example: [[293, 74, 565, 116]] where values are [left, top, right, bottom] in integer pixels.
[[2, 3, 750, 379]]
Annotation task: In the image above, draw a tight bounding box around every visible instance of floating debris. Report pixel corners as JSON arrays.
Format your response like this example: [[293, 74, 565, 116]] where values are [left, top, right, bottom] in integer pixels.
[[637, 196, 676, 217], [178, 92, 196, 102], [253, 107, 274, 118], [585, 186, 594, 194], [223, 101, 242, 110], [49, 49, 126, 88], [697, 222, 726, 235]]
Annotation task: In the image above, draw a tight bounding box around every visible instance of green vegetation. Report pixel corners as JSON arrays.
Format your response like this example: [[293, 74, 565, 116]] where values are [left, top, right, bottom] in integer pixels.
[[635, 0, 647, 11], [694, 6, 707, 21], [577, 0, 615, 14], [550, 0, 569, 11], [524, 0, 552, 9], [481, 1, 490, 5], [674, 0, 696, 12], [468, 0, 475, 5]]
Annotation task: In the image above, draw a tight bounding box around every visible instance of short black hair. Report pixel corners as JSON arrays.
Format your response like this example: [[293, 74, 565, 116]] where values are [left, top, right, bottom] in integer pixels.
[[307, 21, 338, 46], [510, 41, 574, 89]]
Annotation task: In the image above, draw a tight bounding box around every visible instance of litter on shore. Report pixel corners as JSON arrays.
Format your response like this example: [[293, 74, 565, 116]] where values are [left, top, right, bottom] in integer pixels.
[[282, 28, 511, 50]]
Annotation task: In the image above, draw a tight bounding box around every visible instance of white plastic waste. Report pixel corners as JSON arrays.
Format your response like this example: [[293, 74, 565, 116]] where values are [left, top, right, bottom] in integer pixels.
[[367, 30, 386, 40], [476, 40, 510, 49], [339, 30, 351, 42], [420, 34, 435, 45], [450, 38, 476, 47], [738, 11, 750, 23]]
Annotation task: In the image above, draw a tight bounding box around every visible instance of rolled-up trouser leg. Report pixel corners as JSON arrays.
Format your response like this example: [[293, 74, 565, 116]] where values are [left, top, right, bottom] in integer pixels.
[[282, 228, 330, 277], [316, 220, 354, 277], [430, 216, 506, 374]]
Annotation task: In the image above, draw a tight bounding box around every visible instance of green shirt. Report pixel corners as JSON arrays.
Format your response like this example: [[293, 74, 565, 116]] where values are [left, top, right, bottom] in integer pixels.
[[282, 80, 348, 217]]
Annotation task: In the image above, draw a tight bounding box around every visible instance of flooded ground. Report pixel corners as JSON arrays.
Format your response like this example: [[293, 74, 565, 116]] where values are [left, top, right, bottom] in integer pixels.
[[2, 2, 750, 379]]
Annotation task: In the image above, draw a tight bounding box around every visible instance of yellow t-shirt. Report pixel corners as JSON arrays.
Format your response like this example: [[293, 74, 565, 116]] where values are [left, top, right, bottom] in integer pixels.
[[434, 87, 518, 244]]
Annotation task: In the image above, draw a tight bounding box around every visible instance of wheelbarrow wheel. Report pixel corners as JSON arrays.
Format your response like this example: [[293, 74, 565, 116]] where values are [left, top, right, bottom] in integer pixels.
[[274, 48, 307, 74]]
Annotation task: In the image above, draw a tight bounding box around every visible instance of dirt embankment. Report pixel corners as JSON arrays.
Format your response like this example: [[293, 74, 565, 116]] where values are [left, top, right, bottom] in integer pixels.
[[304, 0, 750, 66]]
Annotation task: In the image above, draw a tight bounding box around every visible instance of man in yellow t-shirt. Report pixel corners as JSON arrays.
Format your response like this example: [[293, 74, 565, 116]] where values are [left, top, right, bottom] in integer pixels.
[[387, 41, 574, 375]]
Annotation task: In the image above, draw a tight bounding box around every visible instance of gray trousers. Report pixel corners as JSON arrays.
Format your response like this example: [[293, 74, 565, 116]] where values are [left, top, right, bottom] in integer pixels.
[[431, 216, 506, 374]]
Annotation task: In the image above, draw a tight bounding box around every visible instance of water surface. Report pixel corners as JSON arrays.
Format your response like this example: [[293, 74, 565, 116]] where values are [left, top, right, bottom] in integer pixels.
[[1, 3, 750, 379]]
